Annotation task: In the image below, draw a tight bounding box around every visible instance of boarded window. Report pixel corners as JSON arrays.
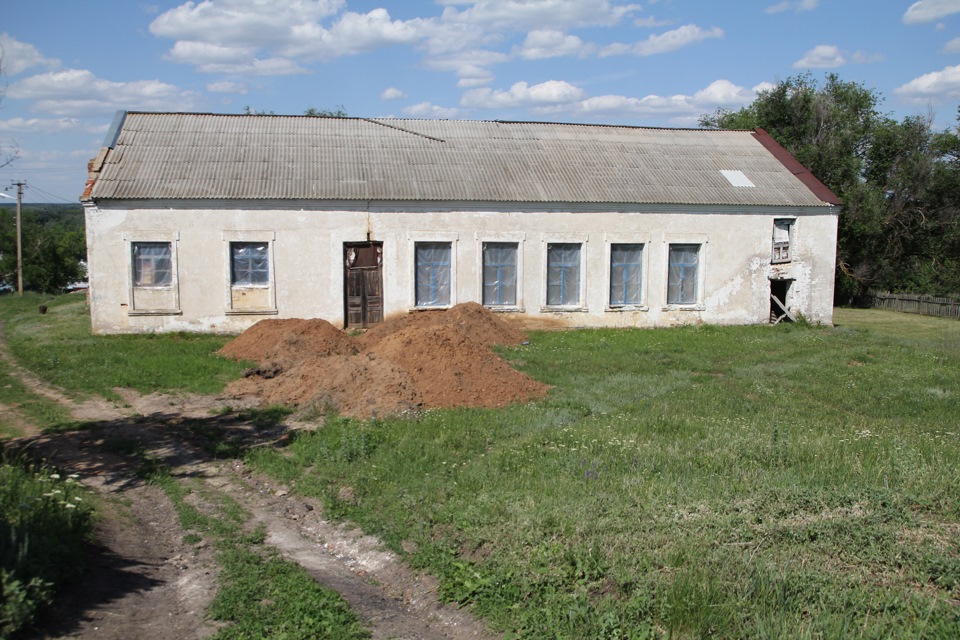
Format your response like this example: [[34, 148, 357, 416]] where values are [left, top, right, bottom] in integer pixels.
[[132, 242, 172, 287], [415, 242, 451, 307], [231, 242, 269, 286], [546, 243, 581, 306], [482, 242, 518, 306], [772, 219, 793, 263], [668, 244, 700, 305], [609, 243, 643, 306]]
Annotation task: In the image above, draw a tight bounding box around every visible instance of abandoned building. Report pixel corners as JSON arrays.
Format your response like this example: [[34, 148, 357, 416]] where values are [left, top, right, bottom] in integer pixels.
[[80, 111, 840, 334]]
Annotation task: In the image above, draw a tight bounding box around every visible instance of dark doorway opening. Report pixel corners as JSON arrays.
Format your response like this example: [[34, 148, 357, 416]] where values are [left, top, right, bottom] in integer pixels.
[[344, 242, 383, 329], [770, 279, 794, 324]]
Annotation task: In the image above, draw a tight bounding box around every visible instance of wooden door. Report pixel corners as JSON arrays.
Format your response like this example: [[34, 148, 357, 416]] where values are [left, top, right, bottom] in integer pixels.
[[344, 243, 383, 329]]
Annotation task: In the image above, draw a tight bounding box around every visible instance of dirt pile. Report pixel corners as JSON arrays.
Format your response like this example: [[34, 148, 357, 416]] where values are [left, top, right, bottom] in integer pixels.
[[220, 303, 549, 418]]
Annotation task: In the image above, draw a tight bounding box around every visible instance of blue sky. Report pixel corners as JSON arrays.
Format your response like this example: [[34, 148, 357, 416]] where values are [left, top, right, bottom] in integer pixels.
[[2, 0, 960, 202]]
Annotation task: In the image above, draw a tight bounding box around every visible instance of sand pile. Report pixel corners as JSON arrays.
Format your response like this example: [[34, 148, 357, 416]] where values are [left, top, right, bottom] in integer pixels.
[[220, 302, 549, 418]]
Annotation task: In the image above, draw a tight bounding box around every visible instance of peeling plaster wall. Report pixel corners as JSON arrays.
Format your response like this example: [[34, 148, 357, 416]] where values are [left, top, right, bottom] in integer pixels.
[[84, 201, 838, 334]]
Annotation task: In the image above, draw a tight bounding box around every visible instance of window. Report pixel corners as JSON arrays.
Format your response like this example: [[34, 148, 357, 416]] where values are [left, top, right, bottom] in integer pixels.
[[772, 219, 793, 263], [132, 242, 172, 287], [609, 243, 643, 306], [231, 242, 269, 286], [667, 244, 700, 305], [482, 242, 518, 306], [415, 242, 451, 307], [546, 243, 581, 306]]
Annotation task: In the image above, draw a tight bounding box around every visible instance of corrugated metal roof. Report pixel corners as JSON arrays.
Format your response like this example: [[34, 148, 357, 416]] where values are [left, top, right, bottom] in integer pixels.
[[85, 112, 837, 207]]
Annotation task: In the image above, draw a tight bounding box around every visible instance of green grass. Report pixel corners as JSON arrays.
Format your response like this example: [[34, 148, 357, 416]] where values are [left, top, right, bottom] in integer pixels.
[[0, 455, 95, 638], [247, 310, 960, 638], [0, 294, 249, 404], [146, 468, 368, 640]]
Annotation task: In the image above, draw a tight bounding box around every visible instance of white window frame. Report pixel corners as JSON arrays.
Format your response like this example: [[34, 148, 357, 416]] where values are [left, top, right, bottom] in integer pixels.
[[772, 218, 795, 264], [409, 232, 458, 310], [605, 234, 649, 312], [478, 232, 525, 312], [663, 234, 708, 310], [123, 230, 180, 316], [223, 231, 277, 315], [541, 234, 588, 312]]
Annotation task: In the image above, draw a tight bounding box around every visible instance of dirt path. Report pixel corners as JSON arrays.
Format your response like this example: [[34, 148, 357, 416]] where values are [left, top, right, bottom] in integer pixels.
[[2, 334, 498, 639]]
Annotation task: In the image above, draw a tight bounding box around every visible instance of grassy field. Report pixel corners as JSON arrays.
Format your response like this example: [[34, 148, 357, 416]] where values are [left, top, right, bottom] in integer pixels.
[[247, 309, 960, 638], [1, 295, 958, 637]]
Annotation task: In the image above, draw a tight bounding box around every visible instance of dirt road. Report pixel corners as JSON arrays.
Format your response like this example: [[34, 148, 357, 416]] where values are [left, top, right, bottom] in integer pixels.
[[2, 335, 498, 639]]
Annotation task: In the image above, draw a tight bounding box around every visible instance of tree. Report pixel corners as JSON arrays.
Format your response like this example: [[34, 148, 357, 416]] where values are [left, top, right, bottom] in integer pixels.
[[0, 205, 86, 293], [701, 73, 960, 299], [304, 105, 348, 117]]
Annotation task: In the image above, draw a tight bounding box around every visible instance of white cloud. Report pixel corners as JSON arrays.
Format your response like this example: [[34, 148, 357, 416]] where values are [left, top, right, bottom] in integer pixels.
[[943, 36, 960, 52], [765, 0, 819, 14], [0, 117, 84, 134], [283, 9, 428, 61], [461, 79, 585, 108], [793, 44, 882, 68], [207, 81, 248, 94], [532, 78, 763, 121], [402, 101, 460, 118], [903, 0, 960, 24], [381, 87, 407, 100], [8, 69, 203, 116], [600, 24, 723, 57], [894, 64, 960, 101], [514, 29, 592, 59], [0, 34, 60, 76], [149, 0, 345, 46], [422, 49, 510, 86], [634, 15, 672, 28], [434, 1, 641, 33]]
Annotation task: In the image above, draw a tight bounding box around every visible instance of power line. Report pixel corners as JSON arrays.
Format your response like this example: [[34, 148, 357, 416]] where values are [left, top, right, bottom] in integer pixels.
[[25, 183, 77, 204]]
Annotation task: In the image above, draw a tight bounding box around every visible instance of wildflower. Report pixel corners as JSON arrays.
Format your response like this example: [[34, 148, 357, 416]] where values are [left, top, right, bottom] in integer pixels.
[[64, 503, 76, 509], [72, 496, 83, 502], [50, 474, 61, 480]]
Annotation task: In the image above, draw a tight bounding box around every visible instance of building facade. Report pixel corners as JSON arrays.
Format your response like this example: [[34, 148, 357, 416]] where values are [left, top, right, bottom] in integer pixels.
[[81, 113, 840, 334]]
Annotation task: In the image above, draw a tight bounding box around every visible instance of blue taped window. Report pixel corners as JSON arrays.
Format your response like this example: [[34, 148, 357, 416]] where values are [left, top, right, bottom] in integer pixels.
[[132, 242, 172, 287], [546, 243, 581, 306], [609, 243, 643, 306], [667, 244, 700, 305], [231, 242, 269, 286], [415, 242, 451, 307], [482, 242, 518, 306]]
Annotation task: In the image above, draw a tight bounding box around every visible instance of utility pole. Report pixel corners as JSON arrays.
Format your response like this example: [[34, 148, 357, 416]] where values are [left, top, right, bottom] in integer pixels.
[[12, 181, 26, 296]]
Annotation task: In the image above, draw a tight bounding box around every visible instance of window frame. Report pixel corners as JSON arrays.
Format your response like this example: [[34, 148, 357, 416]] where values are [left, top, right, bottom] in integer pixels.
[[132, 241, 173, 288], [222, 231, 277, 315], [123, 231, 180, 316], [409, 232, 458, 310], [543, 239, 586, 310], [607, 242, 646, 309], [664, 241, 705, 309], [481, 241, 521, 309], [771, 218, 795, 264], [230, 241, 270, 287]]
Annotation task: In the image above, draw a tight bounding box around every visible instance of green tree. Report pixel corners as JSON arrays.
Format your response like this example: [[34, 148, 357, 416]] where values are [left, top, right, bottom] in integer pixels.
[[0, 205, 86, 293]]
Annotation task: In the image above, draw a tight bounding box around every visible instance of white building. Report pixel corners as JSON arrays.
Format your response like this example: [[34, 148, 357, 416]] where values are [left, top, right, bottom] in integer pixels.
[[81, 112, 840, 334]]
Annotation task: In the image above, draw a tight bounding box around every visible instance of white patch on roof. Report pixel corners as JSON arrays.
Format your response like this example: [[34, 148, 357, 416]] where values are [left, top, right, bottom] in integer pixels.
[[720, 169, 756, 188]]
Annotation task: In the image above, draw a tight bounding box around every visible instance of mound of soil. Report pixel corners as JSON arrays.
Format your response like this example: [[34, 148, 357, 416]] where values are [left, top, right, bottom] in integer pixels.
[[220, 303, 549, 418]]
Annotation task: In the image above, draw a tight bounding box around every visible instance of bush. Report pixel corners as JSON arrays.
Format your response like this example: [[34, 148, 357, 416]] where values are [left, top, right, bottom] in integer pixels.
[[0, 456, 94, 638]]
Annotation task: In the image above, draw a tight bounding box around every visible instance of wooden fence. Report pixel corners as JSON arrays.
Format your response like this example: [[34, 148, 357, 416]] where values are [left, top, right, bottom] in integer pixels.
[[870, 292, 960, 320]]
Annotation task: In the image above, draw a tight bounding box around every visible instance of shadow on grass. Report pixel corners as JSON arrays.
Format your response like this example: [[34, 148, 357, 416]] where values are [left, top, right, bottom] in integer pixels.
[[3, 405, 298, 638]]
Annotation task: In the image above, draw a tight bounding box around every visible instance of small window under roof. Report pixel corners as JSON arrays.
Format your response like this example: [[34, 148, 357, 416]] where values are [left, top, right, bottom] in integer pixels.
[[720, 169, 755, 188]]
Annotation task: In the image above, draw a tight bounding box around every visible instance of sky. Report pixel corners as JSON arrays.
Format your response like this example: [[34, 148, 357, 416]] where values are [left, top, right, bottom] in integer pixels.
[[2, 0, 960, 203]]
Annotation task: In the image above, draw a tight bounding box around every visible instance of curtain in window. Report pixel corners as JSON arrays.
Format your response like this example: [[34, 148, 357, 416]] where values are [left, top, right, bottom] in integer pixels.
[[415, 242, 451, 306], [609, 244, 643, 305], [482, 242, 517, 306], [132, 242, 172, 287], [547, 243, 581, 306], [668, 244, 699, 304], [231, 242, 269, 286]]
